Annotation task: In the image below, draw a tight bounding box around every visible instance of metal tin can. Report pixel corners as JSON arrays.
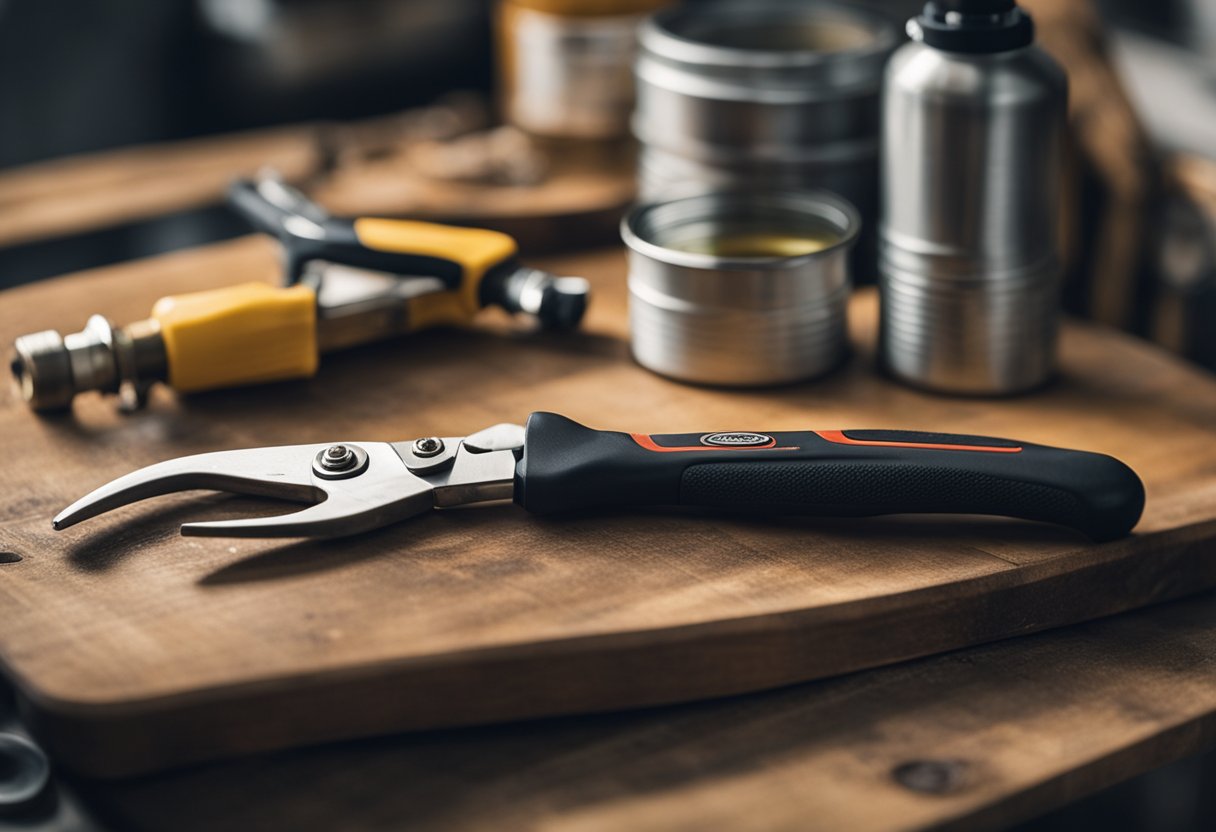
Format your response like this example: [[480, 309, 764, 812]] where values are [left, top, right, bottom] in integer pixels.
[[621, 190, 860, 386], [632, 0, 897, 271], [498, 0, 668, 140]]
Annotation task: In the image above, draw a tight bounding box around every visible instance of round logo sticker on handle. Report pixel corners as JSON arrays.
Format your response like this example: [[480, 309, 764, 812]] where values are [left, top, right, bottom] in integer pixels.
[[700, 432, 775, 448]]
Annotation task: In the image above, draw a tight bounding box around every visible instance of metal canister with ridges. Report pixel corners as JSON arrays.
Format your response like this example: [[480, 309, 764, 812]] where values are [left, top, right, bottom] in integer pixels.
[[621, 190, 860, 386], [632, 0, 898, 276], [878, 0, 1068, 394]]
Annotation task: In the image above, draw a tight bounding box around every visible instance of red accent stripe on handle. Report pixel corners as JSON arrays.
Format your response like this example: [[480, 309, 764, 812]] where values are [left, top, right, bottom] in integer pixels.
[[813, 430, 1022, 453]]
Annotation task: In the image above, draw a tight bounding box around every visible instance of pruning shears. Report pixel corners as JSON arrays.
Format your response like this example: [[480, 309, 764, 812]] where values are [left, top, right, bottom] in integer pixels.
[[54, 414, 1144, 542]]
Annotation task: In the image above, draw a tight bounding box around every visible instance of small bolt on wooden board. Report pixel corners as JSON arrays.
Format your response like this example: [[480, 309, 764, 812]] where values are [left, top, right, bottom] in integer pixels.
[[2, 238, 1216, 776]]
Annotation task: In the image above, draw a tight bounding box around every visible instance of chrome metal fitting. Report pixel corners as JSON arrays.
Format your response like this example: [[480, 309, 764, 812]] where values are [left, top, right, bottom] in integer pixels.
[[485, 268, 591, 332], [10, 316, 167, 413]]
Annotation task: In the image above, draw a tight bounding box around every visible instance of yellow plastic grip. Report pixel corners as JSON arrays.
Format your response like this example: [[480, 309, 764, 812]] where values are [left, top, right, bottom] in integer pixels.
[[151, 282, 318, 393], [353, 218, 518, 328]]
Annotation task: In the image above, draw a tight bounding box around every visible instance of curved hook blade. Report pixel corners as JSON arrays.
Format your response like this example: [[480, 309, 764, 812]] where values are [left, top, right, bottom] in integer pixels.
[[53, 445, 328, 531], [53, 435, 514, 540], [52, 442, 439, 539]]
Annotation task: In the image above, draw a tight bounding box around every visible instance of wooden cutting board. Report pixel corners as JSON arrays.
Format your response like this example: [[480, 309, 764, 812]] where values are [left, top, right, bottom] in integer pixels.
[[77, 592, 1216, 832], [2, 237, 1216, 777]]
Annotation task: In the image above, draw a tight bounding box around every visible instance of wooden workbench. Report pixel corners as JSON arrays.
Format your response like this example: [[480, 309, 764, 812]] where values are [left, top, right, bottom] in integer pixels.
[[2, 240, 1216, 790], [76, 589, 1216, 832]]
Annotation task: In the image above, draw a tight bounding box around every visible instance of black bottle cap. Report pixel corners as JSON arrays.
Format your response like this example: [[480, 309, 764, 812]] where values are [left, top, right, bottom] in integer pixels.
[[911, 0, 1034, 54]]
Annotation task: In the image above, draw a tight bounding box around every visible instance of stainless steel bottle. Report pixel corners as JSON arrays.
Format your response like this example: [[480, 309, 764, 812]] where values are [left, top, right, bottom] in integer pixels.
[[879, 0, 1067, 394]]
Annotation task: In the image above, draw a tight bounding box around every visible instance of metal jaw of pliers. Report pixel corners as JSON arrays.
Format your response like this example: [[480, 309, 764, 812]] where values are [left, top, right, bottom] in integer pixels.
[[52, 424, 526, 539]]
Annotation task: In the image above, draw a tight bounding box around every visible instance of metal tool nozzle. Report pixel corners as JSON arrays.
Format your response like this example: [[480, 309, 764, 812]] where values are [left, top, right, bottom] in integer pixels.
[[486, 267, 590, 331], [10, 316, 168, 412], [12, 330, 71, 411]]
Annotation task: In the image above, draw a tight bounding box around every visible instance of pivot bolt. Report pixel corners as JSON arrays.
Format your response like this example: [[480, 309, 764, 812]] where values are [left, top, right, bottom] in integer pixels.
[[320, 444, 356, 471], [312, 444, 369, 480], [412, 437, 445, 458]]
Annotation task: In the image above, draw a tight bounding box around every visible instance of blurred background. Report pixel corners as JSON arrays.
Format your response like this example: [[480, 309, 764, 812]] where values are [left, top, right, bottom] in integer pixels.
[[3, 0, 1212, 169], [0, 0, 1214, 375], [1, 0, 1215, 828]]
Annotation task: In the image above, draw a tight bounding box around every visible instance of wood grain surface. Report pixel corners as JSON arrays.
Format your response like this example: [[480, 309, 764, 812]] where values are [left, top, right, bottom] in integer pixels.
[[78, 590, 1216, 832], [0, 117, 633, 254], [0, 129, 322, 249], [2, 240, 1216, 776]]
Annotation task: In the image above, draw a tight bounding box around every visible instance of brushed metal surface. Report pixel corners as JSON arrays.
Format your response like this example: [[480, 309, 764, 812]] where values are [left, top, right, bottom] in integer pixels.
[[878, 40, 1068, 394], [632, 0, 898, 269], [502, 4, 650, 139], [622, 190, 857, 386]]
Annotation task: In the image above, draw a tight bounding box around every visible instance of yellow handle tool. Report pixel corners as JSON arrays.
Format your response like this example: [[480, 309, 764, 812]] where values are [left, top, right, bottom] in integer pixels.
[[228, 177, 588, 331], [352, 217, 517, 329], [152, 282, 318, 393], [10, 179, 589, 412], [10, 281, 321, 411]]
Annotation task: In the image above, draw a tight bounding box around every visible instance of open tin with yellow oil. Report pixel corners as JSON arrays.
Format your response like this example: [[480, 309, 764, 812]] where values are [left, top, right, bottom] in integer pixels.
[[622, 189, 859, 386]]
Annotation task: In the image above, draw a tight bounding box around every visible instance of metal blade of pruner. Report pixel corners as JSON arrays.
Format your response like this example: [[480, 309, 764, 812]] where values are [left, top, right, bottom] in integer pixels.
[[52, 424, 525, 539]]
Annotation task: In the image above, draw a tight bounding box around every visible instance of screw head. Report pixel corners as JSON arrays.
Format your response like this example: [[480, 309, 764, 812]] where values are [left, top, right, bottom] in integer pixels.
[[312, 444, 369, 480], [412, 437, 445, 458], [320, 444, 356, 471]]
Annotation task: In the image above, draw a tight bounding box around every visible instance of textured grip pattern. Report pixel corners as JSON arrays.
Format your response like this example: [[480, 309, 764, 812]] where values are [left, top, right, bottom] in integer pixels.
[[681, 461, 1086, 528], [518, 413, 1144, 541]]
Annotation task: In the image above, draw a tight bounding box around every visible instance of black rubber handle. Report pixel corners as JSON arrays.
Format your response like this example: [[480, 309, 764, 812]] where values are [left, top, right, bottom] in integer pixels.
[[514, 413, 1145, 541]]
